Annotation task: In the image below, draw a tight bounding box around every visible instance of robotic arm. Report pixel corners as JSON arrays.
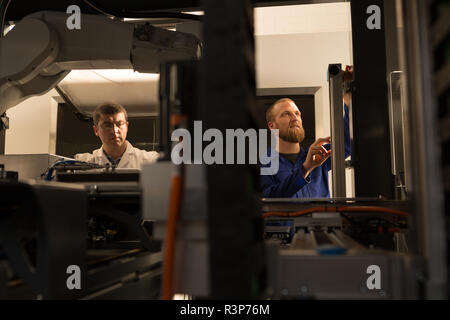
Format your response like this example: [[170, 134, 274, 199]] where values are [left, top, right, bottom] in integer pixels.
[[0, 11, 201, 115]]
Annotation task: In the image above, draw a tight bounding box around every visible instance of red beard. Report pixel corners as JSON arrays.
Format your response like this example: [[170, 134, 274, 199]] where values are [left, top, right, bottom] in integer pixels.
[[279, 126, 305, 143]]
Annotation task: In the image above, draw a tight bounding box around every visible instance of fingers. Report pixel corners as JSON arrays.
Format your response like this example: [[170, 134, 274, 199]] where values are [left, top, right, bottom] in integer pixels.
[[310, 146, 329, 158], [321, 145, 332, 156], [312, 137, 331, 147], [310, 137, 332, 163], [310, 145, 331, 163], [312, 153, 331, 163]]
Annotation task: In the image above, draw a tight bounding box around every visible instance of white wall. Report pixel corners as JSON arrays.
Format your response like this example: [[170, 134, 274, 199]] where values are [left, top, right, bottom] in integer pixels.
[[4, 89, 59, 154], [256, 31, 352, 137], [254, 3, 352, 37], [254, 3, 354, 197], [255, 3, 353, 139]]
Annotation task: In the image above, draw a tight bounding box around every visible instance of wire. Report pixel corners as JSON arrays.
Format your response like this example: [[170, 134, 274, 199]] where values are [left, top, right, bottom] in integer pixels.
[[44, 160, 78, 181], [121, 12, 202, 22], [0, 0, 11, 38], [42, 160, 107, 181], [162, 112, 187, 300], [82, 0, 115, 19], [82, 0, 202, 22], [263, 205, 408, 218], [162, 167, 184, 300], [264, 207, 324, 218], [338, 206, 408, 217]]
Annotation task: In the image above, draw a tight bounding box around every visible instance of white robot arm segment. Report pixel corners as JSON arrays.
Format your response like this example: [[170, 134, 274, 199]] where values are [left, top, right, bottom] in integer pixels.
[[0, 11, 201, 114]]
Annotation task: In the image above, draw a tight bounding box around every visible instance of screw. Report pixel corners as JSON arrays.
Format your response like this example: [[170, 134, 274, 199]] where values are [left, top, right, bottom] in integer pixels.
[[281, 288, 289, 296], [300, 285, 308, 294]]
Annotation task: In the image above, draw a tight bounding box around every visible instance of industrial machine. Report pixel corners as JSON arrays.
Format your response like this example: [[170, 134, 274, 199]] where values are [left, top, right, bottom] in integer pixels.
[[0, 7, 201, 299], [0, 0, 447, 300]]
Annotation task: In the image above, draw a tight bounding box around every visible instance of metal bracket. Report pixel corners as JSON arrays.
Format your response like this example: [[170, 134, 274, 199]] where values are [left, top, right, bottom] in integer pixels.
[[328, 64, 346, 198], [1, 113, 9, 131]]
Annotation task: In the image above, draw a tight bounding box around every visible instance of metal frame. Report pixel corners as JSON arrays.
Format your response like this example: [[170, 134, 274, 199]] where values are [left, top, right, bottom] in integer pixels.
[[203, 0, 266, 299], [0, 181, 87, 299], [328, 65, 346, 198], [350, 0, 395, 199], [401, 0, 447, 299]]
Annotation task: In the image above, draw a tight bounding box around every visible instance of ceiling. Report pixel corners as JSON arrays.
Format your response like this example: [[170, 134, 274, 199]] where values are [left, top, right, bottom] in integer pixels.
[[3, 0, 346, 118], [4, 0, 202, 21], [4, 0, 345, 21], [57, 70, 160, 117]]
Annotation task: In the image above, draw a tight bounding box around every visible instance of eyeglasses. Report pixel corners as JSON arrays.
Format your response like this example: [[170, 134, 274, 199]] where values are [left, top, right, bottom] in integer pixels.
[[99, 121, 127, 130]]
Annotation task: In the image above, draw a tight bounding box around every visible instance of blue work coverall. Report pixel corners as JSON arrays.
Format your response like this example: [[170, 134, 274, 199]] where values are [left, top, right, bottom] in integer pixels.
[[261, 105, 351, 198]]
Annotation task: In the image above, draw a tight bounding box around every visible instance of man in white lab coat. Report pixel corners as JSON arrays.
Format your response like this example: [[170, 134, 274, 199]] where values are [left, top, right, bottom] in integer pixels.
[[74, 102, 159, 168]]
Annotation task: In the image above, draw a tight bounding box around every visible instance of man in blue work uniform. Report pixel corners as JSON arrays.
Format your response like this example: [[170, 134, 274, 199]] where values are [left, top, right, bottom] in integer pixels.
[[261, 97, 351, 198]]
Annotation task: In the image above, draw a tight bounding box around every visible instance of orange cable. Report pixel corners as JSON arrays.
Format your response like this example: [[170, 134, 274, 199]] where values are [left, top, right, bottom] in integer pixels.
[[162, 173, 183, 300], [337, 206, 408, 217], [162, 114, 186, 300], [263, 205, 408, 218], [170, 114, 188, 127], [263, 211, 290, 218], [264, 206, 335, 218]]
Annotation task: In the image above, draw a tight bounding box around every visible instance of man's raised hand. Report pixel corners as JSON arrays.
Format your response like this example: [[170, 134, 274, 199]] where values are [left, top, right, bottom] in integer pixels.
[[302, 137, 332, 178]]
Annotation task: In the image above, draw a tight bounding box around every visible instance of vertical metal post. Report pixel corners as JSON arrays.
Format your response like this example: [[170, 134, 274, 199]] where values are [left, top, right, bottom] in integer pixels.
[[350, 0, 395, 199], [157, 64, 171, 161], [203, 0, 264, 299], [1, 0, 12, 154], [402, 0, 447, 299], [387, 70, 407, 199], [0, 130, 5, 154], [328, 64, 346, 198], [0, 114, 8, 154]]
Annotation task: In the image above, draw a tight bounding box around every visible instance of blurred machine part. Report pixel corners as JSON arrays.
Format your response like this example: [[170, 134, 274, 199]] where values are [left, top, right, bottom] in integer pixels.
[[0, 154, 71, 180], [0, 6, 201, 300], [0, 10, 201, 114], [142, 59, 210, 298], [0, 180, 88, 299], [262, 198, 423, 299], [142, 162, 209, 297], [0, 163, 17, 181], [0, 165, 162, 299]]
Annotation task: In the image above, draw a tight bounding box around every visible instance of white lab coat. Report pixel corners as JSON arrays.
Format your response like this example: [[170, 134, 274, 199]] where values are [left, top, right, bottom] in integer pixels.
[[74, 141, 159, 169]]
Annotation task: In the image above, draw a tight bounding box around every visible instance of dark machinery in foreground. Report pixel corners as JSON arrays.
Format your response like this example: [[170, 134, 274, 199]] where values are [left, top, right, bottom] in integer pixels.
[[0, 0, 447, 299], [0, 164, 162, 299]]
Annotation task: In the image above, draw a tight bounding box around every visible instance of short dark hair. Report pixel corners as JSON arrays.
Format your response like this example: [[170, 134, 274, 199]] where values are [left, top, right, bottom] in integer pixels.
[[266, 98, 295, 124], [93, 102, 128, 126]]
